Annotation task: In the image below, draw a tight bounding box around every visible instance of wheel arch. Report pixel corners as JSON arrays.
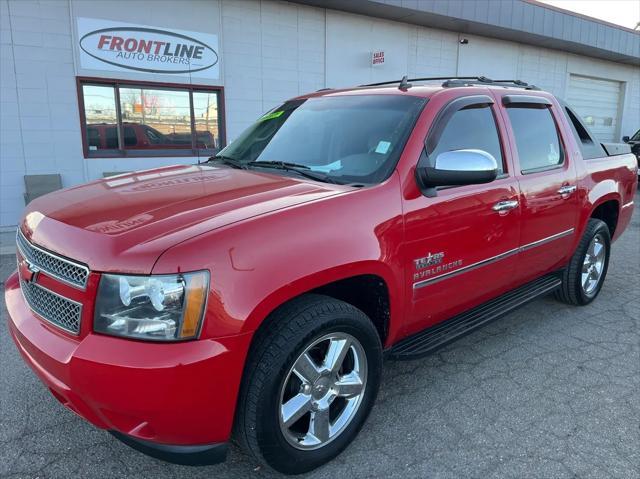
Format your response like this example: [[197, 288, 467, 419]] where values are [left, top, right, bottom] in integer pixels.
[[589, 198, 620, 239], [241, 261, 401, 347], [579, 186, 622, 242]]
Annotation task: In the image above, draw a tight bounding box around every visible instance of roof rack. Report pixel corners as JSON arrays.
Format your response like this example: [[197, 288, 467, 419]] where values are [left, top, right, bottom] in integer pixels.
[[360, 76, 539, 90]]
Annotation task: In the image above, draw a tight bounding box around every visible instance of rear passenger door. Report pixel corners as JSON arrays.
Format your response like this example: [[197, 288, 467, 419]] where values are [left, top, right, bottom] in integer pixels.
[[497, 94, 579, 282]]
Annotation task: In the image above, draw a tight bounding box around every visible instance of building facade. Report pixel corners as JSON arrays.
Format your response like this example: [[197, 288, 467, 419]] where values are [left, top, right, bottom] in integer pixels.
[[1, 0, 639, 227]]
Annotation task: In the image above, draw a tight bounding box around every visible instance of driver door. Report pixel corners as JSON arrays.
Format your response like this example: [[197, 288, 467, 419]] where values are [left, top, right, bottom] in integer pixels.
[[401, 94, 521, 336]]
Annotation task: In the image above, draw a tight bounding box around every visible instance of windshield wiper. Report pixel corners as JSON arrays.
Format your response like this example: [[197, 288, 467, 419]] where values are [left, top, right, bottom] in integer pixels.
[[247, 160, 340, 184], [206, 154, 247, 169]]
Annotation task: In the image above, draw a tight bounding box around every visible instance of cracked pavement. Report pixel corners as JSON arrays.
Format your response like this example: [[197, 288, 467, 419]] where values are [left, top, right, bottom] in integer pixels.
[[1, 193, 638, 479]]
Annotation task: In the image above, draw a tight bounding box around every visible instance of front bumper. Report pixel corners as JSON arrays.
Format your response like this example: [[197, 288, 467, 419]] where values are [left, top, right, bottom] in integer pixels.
[[5, 271, 252, 464]]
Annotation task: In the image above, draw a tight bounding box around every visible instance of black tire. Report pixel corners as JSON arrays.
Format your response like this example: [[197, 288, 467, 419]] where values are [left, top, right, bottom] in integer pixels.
[[555, 218, 611, 305], [234, 294, 383, 475]]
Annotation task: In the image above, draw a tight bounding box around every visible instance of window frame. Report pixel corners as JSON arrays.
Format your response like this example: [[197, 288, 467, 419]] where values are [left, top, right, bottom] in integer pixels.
[[504, 102, 567, 175], [421, 94, 509, 179], [76, 76, 226, 159]]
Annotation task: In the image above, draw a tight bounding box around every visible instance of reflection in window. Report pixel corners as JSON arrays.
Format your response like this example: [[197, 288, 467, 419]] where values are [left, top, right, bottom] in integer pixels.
[[119, 88, 191, 150], [193, 91, 219, 149], [429, 106, 504, 174], [79, 81, 224, 157], [83, 85, 118, 151], [507, 107, 564, 173]]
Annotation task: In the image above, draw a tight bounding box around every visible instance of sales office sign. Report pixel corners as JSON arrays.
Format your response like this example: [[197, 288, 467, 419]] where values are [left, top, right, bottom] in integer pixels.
[[77, 17, 219, 79]]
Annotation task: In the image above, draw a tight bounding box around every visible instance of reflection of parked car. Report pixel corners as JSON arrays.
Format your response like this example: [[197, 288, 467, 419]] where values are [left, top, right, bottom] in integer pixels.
[[622, 130, 640, 178], [87, 123, 215, 150]]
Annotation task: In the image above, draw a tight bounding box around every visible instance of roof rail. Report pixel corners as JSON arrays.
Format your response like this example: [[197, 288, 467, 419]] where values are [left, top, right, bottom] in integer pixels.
[[359, 76, 539, 90], [443, 78, 540, 90]]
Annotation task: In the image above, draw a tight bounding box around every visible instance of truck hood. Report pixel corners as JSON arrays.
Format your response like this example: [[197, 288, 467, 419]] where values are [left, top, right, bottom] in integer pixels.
[[22, 164, 345, 274]]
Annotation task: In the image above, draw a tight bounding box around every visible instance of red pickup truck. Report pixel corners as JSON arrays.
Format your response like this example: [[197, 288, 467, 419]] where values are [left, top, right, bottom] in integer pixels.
[[6, 77, 637, 474]]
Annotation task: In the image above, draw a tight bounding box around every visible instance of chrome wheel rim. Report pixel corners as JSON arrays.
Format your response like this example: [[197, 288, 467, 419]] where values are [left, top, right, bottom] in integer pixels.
[[582, 233, 606, 295], [278, 332, 367, 450]]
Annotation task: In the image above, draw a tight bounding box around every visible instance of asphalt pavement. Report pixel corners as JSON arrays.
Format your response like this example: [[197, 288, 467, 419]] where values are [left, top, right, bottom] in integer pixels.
[[1, 194, 638, 478]]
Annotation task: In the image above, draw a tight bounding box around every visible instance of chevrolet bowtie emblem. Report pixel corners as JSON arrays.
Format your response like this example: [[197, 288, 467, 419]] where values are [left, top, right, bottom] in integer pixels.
[[19, 258, 40, 283]]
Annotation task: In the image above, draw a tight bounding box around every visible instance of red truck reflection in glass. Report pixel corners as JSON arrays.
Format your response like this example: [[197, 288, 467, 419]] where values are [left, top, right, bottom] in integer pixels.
[[87, 123, 215, 150], [6, 77, 637, 474]]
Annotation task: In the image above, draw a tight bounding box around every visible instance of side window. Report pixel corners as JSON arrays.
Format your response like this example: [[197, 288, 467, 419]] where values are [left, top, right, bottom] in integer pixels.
[[562, 106, 606, 160], [105, 127, 118, 149], [429, 105, 504, 174], [507, 107, 564, 173], [123, 126, 137, 147], [87, 127, 100, 149]]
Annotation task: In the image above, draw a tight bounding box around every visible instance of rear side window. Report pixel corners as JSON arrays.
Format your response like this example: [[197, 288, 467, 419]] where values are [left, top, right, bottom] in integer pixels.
[[123, 126, 137, 147], [429, 105, 504, 174], [507, 107, 564, 173], [562, 106, 606, 159], [105, 127, 119, 149]]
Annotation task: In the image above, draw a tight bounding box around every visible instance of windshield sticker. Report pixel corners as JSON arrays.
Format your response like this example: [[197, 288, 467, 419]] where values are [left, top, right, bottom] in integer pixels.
[[375, 140, 391, 154], [259, 110, 284, 122], [311, 160, 342, 173]]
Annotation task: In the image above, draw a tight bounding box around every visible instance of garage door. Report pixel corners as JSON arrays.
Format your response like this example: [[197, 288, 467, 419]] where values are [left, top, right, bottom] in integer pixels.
[[567, 75, 622, 142]]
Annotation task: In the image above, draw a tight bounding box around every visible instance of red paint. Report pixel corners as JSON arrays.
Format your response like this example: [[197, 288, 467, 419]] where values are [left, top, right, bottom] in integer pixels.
[[6, 84, 637, 450], [97, 35, 111, 49]]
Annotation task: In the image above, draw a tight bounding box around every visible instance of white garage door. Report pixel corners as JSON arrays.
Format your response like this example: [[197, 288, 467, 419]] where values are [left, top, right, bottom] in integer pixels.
[[567, 75, 622, 142]]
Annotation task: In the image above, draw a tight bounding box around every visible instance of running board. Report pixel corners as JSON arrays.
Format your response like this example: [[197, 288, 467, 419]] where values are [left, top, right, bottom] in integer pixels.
[[388, 274, 562, 360]]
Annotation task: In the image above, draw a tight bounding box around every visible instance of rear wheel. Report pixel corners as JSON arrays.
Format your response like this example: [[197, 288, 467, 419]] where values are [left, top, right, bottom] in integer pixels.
[[555, 218, 611, 305], [235, 295, 382, 474]]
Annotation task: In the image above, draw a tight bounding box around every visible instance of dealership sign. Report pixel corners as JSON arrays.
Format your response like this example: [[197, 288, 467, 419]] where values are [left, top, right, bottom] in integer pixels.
[[77, 18, 219, 79]]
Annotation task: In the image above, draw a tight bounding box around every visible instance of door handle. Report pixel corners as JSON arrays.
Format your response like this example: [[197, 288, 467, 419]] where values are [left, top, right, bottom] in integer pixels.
[[557, 185, 576, 198], [492, 200, 519, 212]]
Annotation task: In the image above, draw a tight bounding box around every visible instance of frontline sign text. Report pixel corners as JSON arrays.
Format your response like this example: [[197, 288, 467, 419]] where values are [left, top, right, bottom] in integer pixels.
[[77, 18, 219, 79]]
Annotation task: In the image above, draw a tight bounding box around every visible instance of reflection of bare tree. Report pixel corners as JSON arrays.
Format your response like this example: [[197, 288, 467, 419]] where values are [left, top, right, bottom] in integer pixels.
[[84, 86, 219, 141], [120, 89, 140, 120], [119, 88, 192, 135]]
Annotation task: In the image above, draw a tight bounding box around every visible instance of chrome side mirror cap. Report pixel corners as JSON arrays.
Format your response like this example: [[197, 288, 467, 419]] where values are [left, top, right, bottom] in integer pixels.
[[416, 149, 499, 195]]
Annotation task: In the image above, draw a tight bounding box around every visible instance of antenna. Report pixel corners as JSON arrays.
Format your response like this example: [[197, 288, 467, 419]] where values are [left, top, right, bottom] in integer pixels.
[[398, 75, 412, 91]]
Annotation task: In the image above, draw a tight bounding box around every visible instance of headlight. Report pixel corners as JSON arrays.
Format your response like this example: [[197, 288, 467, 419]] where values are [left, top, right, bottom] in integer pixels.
[[94, 271, 209, 341]]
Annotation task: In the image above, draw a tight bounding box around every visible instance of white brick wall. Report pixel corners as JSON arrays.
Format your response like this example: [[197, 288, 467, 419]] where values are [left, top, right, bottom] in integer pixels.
[[1, 0, 82, 226], [408, 27, 459, 78], [221, 0, 325, 141], [517, 44, 568, 94], [0, 0, 638, 227]]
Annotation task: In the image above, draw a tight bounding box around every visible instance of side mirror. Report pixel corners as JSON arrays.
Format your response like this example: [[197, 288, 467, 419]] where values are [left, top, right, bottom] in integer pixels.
[[622, 135, 630, 143], [416, 149, 498, 196]]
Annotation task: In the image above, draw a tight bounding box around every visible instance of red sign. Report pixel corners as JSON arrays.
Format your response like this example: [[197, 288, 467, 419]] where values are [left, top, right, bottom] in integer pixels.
[[372, 51, 385, 66]]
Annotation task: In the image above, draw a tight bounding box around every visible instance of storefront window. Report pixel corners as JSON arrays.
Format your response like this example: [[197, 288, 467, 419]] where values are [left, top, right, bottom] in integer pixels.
[[83, 85, 119, 151], [193, 91, 220, 150], [78, 79, 224, 158]]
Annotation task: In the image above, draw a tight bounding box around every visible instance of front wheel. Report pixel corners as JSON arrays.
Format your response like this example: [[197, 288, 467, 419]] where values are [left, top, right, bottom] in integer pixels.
[[235, 295, 382, 474], [555, 218, 611, 305]]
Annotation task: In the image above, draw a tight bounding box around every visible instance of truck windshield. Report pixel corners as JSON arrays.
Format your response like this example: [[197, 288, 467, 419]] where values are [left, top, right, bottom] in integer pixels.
[[214, 94, 426, 184]]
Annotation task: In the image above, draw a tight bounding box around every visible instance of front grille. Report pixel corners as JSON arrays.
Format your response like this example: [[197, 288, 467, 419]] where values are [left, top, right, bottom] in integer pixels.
[[16, 230, 89, 289], [20, 279, 82, 334]]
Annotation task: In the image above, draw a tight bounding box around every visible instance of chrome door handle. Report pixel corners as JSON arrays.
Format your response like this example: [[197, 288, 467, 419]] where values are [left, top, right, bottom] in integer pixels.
[[492, 200, 519, 212], [557, 185, 576, 197]]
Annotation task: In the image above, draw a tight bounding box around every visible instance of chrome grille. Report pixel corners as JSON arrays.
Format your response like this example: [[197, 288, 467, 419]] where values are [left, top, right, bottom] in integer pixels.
[[20, 279, 82, 334], [16, 230, 89, 289]]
